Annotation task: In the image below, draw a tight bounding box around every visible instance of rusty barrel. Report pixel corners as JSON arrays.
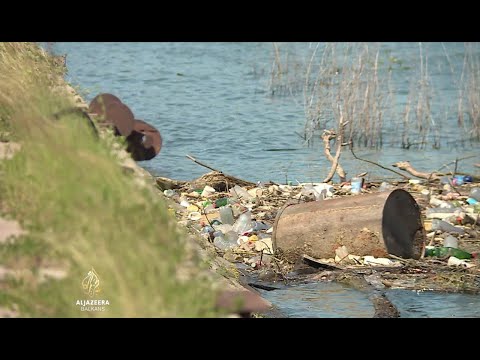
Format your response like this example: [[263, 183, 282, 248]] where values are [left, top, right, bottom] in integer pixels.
[[88, 93, 122, 118], [272, 189, 425, 262], [126, 119, 162, 161], [88, 94, 135, 137]]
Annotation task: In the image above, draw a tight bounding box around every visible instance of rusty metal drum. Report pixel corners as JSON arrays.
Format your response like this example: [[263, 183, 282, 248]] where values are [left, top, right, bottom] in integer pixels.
[[272, 189, 425, 262], [126, 119, 162, 161]]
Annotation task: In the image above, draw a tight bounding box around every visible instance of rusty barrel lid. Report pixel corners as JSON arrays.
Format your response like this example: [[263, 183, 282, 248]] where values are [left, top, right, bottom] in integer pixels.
[[103, 102, 135, 137], [88, 93, 122, 119], [382, 189, 425, 259], [125, 119, 162, 161]]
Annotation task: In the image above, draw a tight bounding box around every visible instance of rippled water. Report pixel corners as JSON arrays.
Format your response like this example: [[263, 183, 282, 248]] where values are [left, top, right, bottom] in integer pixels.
[[257, 282, 374, 318], [49, 42, 480, 184], [386, 289, 480, 318]]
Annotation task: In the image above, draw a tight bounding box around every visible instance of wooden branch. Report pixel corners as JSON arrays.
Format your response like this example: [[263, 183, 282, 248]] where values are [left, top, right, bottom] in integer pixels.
[[433, 155, 477, 177], [349, 143, 410, 180], [156, 176, 187, 190], [322, 128, 347, 183], [186, 154, 221, 173], [392, 161, 438, 180]]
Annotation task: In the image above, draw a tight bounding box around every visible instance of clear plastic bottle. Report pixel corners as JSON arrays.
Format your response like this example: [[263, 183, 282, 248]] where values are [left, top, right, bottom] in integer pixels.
[[232, 211, 252, 234], [443, 235, 458, 248], [213, 233, 237, 250], [431, 219, 465, 235], [425, 207, 462, 219], [469, 188, 480, 202], [219, 206, 235, 225], [230, 185, 253, 201]]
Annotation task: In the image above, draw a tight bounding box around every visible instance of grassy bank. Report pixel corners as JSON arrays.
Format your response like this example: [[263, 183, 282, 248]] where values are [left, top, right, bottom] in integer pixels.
[[0, 43, 219, 317]]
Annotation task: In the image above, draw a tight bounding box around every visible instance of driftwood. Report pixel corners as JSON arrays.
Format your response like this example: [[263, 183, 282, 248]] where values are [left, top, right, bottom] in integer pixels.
[[157, 171, 256, 193], [185, 154, 256, 192], [392, 161, 440, 180], [322, 129, 347, 182], [156, 177, 187, 190], [190, 171, 255, 192], [393, 160, 480, 182]]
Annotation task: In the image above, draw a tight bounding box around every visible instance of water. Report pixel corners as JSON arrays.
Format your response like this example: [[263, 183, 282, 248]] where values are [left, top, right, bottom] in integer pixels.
[[386, 289, 480, 318], [49, 42, 480, 184], [258, 285, 480, 318], [258, 282, 375, 318]]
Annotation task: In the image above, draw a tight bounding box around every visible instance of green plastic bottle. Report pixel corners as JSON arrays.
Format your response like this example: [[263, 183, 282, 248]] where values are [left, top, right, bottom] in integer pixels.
[[424, 247, 476, 259], [215, 198, 229, 208]]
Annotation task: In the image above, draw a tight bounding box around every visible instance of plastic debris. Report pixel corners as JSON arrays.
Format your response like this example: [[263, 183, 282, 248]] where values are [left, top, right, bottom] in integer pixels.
[[447, 256, 475, 268]]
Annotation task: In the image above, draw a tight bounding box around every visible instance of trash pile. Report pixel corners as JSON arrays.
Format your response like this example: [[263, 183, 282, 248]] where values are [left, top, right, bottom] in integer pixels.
[[421, 178, 480, 269], [163, 178, 353, 272], [160, 171, 480, 277]]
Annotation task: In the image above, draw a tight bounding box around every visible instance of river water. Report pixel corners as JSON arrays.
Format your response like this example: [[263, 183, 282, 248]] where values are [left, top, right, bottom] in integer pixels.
[[50, 42, 480, 184], [48, 42, 480, 317], [258, 284, 480, 318]]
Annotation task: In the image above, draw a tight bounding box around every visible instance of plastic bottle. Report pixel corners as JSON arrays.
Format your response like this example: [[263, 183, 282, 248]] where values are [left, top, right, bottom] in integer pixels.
[[469, 188, 480, 202], [215, 198, 228, 208], [424, 247, 475, 259], [425, 207, 462, 219], [453, 175, 465, 186], [230, 185, 253, 201], [201, 226, 215, 234], [219, 206, 235, 225], [429, 197, 455, 208], [252, 221, 271, 231], [213, 233, 237, 250], [431, 219, 465, 235], [443, 235, 458, 248], [232, 211, 252, 234], [466, 198, 478, 205]]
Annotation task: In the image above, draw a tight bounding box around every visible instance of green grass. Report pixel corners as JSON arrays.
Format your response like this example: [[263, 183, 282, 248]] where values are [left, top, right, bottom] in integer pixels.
[[0, 42, 220, 317]]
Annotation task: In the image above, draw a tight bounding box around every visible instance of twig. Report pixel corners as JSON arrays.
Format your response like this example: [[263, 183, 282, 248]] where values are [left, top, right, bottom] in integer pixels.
[[387, 254, 413, 264], [434, 155, 477, 174], [186, 154, 221, 173], [200, 205, 216, 232], [350, 142, 410, 180]]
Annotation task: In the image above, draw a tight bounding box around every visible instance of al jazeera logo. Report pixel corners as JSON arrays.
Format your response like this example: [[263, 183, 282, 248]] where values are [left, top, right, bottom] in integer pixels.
[[75, 267, 110, 312]]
